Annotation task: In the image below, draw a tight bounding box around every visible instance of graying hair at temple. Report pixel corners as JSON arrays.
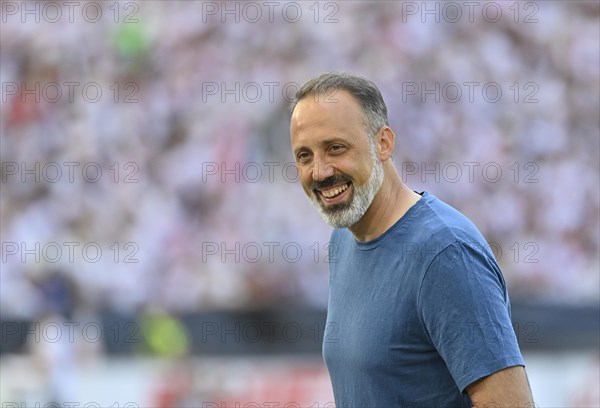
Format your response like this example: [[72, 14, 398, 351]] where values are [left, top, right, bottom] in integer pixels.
[[290, 71, 389, 140]]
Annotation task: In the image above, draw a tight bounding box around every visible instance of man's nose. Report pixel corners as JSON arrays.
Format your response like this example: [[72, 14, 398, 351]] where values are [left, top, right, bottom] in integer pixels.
[[312, 160, 334, 181]]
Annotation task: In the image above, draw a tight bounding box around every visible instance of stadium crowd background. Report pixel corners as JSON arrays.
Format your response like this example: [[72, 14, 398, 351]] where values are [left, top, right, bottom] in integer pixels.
[[1, 1, 599, 406], [2, 1, 598, 318]]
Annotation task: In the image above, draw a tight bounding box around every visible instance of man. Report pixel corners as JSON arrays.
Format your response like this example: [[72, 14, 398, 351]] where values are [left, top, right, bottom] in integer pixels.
[[289, 72, 534, 407]]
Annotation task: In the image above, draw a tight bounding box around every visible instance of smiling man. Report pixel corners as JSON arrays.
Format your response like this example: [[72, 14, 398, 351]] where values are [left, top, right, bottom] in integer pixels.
[[289, 72, 535, 407]]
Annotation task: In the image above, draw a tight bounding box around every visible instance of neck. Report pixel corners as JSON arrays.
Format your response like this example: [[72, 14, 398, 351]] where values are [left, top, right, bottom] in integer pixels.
[[349, 166, 421, 242]]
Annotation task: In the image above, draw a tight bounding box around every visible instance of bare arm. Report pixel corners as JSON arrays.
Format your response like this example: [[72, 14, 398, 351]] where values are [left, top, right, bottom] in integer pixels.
[[467, 365, 535, 408]]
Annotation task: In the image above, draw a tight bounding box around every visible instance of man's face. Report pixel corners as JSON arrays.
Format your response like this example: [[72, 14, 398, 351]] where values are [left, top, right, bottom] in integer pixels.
[[290, 90, 384, 228]]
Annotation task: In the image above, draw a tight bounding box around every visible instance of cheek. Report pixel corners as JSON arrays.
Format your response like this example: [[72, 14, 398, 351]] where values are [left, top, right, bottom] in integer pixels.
[[301, 177, 313, 195], [298, 169, 313, 192], [352, 163, 373, 185]]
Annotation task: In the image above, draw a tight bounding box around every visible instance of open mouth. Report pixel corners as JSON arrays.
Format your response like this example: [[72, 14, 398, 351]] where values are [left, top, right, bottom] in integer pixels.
[[315, 182, 352, 204]]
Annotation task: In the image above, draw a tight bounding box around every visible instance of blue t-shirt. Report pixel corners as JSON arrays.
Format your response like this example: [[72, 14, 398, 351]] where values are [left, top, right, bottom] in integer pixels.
[[323, 192, 525, 408]]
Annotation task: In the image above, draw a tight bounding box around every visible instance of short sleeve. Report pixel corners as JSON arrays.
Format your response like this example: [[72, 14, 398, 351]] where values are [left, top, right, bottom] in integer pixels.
[[417, 242, 525, 393]]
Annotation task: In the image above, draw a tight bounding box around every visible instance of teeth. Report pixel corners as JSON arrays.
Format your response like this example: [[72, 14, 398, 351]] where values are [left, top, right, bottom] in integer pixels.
[[322, 183, 348, 198]]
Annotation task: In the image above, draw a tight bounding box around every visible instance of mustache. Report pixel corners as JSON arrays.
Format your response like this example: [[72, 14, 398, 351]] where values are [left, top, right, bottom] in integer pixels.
[[312, 174, 352, 191]]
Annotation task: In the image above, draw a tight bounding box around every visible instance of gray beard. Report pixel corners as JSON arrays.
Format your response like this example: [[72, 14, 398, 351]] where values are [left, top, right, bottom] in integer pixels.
[[310, 142, 384, 229]]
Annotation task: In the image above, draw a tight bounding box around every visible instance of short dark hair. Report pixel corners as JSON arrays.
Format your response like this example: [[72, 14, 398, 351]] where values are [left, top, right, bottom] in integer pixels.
[[290, 71, 389, 139]]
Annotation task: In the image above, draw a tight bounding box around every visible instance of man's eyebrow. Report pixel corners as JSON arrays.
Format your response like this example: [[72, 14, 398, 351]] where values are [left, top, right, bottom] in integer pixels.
[[319, 137, 346, 145], [294, 138, 350, 155]]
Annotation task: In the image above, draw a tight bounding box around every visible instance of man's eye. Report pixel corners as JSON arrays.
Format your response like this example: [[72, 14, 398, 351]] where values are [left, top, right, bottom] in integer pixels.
[[330, 145, 344, 153], [297, 152, 310, 162]]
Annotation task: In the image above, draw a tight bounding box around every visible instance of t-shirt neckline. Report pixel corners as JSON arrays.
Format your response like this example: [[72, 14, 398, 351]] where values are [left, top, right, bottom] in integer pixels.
[[352, 191, 429, 251]]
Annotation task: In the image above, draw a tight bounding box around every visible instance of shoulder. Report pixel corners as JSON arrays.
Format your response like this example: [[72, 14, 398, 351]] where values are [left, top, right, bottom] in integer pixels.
[[408, 193, 503, 289], [411, 192, 490, 251]]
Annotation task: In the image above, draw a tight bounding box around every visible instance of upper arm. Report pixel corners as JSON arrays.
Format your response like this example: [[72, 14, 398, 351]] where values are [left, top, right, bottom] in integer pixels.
[[467, 365, 535, 407], [418, 242, 526, 392]]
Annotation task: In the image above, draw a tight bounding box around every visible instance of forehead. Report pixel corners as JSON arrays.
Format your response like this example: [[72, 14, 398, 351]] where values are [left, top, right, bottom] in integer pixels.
[[290, 90, 366, 147]]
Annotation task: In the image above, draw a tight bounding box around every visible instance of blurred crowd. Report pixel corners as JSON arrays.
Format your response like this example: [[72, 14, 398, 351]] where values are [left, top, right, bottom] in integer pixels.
[[2, 1, 599, 320]]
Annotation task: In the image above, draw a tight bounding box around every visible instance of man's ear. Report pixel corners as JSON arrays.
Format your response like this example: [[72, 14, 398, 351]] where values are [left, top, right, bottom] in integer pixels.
[[377, 126, 395, 161]]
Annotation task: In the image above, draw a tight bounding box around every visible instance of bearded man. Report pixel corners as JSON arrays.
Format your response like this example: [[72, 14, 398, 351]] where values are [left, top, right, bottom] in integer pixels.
[[289, 72, 535, 408]]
